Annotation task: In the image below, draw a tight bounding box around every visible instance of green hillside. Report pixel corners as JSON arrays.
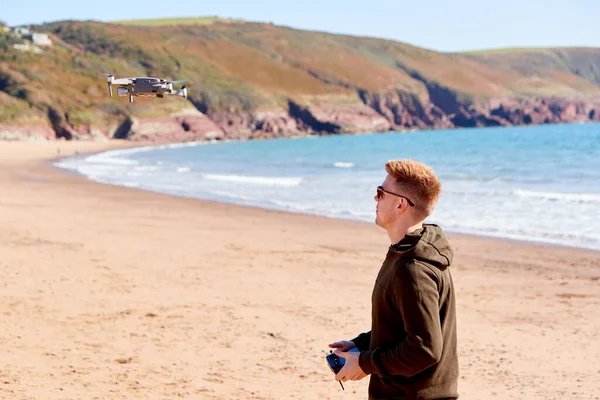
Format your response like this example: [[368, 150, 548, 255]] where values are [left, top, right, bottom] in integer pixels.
[[113, 17, 243, 26], [464, 47, 600, 88], [1, 18, 599, 139]]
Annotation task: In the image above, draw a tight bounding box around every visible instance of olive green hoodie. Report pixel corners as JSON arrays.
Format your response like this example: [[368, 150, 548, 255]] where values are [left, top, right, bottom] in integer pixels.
[[352, 224, 459, 400]]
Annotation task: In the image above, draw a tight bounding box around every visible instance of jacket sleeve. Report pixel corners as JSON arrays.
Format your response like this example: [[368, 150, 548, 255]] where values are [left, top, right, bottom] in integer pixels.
[[358, 261, 443, 377], [351, 331, 371, 351]]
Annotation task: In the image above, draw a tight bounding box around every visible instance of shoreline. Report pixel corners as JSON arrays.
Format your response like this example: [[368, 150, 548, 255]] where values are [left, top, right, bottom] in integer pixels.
[[1, 140, 599, 399], [50, 139, 600, 254]]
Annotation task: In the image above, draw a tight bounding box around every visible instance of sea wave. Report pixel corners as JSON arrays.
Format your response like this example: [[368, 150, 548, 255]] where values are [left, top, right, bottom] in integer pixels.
[[53, 160, 80, 171], [440, 173, 552, 184], [78, 140, 217, 162], [333, 162, 355, 168], [207, 190, 258, 202], [443, 187, 600, 204], [440, 222, 600, 251], [268, 199, 373, 220], [202, 173, 303, 187], [513, 189, 600, 204], [84, 154, 139, 166], [134, 166, 159, 172]]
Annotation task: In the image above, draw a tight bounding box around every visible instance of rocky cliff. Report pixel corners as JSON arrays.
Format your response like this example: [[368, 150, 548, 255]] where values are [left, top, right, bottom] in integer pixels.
[[3, 93, 598, 143]]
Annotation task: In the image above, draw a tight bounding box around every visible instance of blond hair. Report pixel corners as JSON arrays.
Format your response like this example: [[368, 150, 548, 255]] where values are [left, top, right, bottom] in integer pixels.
[[385, 159, 441, 219]]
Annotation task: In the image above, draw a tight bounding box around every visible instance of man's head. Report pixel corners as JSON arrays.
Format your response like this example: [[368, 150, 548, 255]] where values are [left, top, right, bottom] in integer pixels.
[[374, 159, 441, 230]]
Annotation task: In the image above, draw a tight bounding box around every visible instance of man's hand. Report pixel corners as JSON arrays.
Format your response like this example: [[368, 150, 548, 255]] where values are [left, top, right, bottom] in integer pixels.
[[328, 340, 356, 351], [333, 349, 368, 382]]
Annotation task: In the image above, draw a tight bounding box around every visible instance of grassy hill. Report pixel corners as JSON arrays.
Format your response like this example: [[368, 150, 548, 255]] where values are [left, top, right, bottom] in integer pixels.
[[113, 17, 243, 26], [464, 47, 600, 88], [1, 18, 599, 139]]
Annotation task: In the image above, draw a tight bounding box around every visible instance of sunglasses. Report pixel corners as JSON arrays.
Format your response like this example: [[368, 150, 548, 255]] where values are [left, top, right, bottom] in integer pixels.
[[376, 186, 415, 207]]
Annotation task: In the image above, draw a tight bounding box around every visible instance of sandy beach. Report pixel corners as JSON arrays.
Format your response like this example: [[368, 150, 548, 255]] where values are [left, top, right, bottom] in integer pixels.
[[1, 140, 599, 400]]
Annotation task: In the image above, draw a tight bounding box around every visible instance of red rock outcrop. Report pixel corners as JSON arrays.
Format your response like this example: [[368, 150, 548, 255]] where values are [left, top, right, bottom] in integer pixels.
[[115, 108, 225, 142], [0, 122, 56, 141], [2, 96, 600, 142], [291, 102, 392, 134], [360, 89, 600, 130], [456, 98, 600, 127], [204, 108, 303, 140], [358, 90, 453, 129]]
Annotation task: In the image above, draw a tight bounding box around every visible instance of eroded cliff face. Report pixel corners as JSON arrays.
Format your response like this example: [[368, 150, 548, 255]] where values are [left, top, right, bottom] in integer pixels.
[[113, 108, 225, 142], [358, 90, 454, 130], [2, 94, 599, 142], [0, 123, 56, 141]]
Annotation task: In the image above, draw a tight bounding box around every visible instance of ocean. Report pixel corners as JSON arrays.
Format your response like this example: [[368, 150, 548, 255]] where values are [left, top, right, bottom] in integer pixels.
[[55, 123, 600, 250]]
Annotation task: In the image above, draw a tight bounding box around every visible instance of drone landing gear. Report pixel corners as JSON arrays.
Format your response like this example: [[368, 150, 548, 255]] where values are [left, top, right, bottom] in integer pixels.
[[129, 94, 134, 103]]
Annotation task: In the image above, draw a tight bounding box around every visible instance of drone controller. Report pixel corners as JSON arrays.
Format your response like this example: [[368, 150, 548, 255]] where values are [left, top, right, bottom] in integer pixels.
[[326, 350, 346, 373], [326, 350, 346, 390]]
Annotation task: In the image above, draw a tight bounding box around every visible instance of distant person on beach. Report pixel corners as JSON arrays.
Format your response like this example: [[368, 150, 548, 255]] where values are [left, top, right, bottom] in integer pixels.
[[328, 159, 459, 400]]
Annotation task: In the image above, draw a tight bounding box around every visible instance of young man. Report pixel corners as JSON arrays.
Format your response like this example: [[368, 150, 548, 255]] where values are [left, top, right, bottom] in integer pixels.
[[329, 159, 458, 400]]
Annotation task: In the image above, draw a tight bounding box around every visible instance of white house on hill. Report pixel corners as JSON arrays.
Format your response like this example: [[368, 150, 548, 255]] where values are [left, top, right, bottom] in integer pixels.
[[30, 33, 52, 46], [13, 26, 30, 35]]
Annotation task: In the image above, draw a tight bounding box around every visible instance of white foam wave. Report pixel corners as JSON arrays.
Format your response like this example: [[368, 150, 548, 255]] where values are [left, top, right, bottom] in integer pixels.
[[513, 189, 600, 204], [441, 223, 600, 251], [440, 173, 553, 184], [53, 160, 79, 171], [72, 165, 121, 177], [208, 190, 257, 202], [441, 173, 505, 182], [84, 154, 139, 166], [443, 187, 600, 204], [268, 199, 373, 220], [154, 140, 220, 150], [202, 174, 303, 187], [334, 162, 355, 168], [134, 166, 159, 172], [71, 140, 216, 166]]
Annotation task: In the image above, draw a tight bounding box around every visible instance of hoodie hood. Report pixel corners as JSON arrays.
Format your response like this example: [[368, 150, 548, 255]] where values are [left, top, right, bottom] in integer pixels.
[[389, 224, 454, 270]]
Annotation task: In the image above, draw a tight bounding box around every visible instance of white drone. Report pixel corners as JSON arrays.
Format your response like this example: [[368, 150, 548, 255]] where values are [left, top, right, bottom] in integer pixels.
[[103, 74, 188, 103]]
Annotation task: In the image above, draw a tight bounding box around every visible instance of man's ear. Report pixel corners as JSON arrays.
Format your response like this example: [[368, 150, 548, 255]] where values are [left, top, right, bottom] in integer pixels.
[[396, 200, 406, 213], [397, 198, 405, 209]]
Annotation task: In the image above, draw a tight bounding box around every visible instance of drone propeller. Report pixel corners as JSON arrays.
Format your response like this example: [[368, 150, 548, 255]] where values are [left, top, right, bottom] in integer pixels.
[[102, 74, 115, 97], [112, 78, 134, 85], [162, 79, 188, 85]]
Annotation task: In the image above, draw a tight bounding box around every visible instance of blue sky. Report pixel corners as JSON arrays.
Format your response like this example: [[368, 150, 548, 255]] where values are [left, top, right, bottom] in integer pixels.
[[2, 0, 599, 52]]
